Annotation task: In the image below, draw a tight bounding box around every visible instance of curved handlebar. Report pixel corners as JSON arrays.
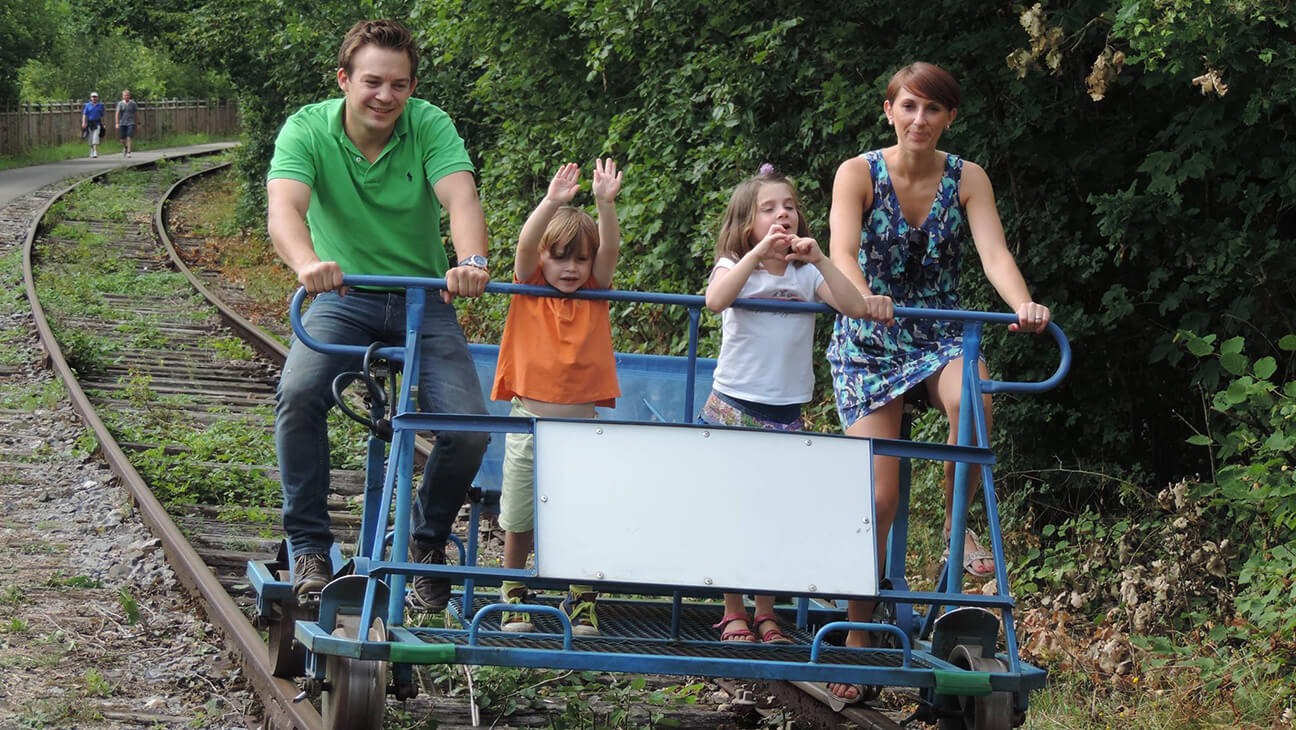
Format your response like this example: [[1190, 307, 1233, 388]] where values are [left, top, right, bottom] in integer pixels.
[[288, 275, 1070, 392], [468, 603, 574, 651], [810, 621, 913, 666]]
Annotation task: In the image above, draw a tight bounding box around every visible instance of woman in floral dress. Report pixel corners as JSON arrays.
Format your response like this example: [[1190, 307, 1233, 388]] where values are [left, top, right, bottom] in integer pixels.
[[824, 62, 1051, 703]]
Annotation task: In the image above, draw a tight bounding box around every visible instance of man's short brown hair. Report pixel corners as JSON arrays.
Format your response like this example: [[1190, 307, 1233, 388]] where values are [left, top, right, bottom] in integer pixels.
[[338, 19, 419, 79]]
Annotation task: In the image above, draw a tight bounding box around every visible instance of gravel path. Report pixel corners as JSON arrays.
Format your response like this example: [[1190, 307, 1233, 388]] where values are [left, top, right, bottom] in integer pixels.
[[0, 182, 257, 728]]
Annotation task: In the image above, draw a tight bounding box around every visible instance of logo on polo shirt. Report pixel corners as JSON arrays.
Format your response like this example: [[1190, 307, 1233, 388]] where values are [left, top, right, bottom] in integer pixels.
[[407, 172, 413, 182]]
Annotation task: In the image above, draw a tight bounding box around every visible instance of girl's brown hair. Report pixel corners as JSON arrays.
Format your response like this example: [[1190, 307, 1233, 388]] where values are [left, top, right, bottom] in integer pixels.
[[540, 206, 599, 259], [715, 170, 810, 263], [886, 62, 961, 110]]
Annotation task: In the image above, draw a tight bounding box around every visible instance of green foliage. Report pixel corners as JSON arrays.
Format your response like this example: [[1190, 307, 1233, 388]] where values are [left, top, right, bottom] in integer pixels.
[[1178, 330, 1296, 640], [201, 335, 256, 361], [15, 1, 232, 101], [83, 667, 112, 697], [0, 379, 67, 411], [126, 410, 281, 506], [46, 573, 103, 589], [116, 587, 140, 625], [184, 0, 1292, 511], [1060, 0, 1296, 497], [0, 0, 58, 103], [429, 665, 703, 727], [49, 324, 117, 375], [1020, 330, 1296, 702]]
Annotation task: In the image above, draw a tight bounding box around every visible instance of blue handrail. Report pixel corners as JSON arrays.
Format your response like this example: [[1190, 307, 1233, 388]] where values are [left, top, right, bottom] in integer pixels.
[[288, 275, 1070, 393]]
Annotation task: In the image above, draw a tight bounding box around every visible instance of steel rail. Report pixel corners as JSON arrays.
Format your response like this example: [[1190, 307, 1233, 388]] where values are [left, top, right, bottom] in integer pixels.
[[23, 155, 323, 730], [155, 161, 289, 363]]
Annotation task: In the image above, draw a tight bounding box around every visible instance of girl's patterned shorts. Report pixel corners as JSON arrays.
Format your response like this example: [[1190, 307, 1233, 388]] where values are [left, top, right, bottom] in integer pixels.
[[697, 391, 804, 431]]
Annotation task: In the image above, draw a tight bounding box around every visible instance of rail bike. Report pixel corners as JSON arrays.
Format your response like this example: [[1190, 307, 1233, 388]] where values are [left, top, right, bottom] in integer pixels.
[[246, 274, 1071, 729]]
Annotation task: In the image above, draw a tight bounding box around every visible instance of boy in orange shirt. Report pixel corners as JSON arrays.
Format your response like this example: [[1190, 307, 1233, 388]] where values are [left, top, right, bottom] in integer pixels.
[[490, 159, 623, 635]]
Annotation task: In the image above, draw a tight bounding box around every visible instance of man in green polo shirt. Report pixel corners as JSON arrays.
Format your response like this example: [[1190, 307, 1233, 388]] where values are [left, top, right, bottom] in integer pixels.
[[266, 18, 491, 609]]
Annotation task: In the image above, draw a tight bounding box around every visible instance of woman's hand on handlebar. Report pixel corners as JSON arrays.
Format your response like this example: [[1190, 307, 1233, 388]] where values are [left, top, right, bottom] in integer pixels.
[[862, 294, 895, 326], [1009, 301, 1051, 334]]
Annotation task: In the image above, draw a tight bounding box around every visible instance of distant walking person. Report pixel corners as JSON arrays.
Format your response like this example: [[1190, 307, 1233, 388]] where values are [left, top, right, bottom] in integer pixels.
[[115, 89, 139, 157], [81, 92, 105, 158]]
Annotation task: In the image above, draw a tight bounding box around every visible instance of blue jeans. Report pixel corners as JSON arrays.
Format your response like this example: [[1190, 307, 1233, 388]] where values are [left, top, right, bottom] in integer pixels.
[[276, 291, 489, 559]]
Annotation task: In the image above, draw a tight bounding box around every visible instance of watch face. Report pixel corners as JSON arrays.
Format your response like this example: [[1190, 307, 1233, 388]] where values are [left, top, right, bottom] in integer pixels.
[[461, 255, 488, 268]]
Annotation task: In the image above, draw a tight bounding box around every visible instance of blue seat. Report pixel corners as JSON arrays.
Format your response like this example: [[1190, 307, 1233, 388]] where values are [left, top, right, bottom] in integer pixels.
[[467, 344, 716, 497]]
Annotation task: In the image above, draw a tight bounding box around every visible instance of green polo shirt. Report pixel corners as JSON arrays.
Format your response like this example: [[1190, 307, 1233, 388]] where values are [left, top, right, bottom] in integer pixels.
[[267, 98, 474, 278]]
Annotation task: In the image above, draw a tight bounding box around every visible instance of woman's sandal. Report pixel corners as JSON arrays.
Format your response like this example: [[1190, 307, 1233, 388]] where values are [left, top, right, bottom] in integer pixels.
[[752, 614, 794, 644], [713, 613, 756, 642], [824, 682, 866, 705], [825, 681, 881, 705], [941, 528, 996, 579]]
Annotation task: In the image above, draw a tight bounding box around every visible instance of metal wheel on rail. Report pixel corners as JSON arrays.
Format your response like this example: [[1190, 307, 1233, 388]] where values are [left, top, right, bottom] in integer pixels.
[[322, 615, 388, 730], [268, 570, 306, 678], [936, 643, 1017, 730], [268, 605, 307, 677]]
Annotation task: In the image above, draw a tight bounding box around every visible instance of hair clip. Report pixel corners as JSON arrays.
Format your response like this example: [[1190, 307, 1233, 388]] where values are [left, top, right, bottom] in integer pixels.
[[758, 163, 775, 176]]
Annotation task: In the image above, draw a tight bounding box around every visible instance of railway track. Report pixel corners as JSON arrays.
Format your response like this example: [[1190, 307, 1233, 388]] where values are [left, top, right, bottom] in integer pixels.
[[20, 155, 909, 729]]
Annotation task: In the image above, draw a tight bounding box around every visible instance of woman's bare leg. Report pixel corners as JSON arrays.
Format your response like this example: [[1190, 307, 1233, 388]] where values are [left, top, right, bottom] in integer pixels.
[[926, 358, 994, 575], [830, 398, 904, 700]]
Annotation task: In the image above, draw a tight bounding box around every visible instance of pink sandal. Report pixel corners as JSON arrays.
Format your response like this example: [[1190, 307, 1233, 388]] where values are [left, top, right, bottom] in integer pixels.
[[713, 613, 756, 642], [753, 614, 794, 644]]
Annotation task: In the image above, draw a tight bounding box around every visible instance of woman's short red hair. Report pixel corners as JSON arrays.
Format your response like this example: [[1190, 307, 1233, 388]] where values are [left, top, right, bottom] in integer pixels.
[[886, 62, 961, 110]]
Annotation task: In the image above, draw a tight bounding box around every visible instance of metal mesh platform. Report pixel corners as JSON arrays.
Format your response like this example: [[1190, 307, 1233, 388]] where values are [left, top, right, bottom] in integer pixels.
[[422, 594, 936, 669]]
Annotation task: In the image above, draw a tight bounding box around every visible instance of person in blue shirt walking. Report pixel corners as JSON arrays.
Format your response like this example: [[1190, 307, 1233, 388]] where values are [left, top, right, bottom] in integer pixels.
[[80, 92, 105, 158]]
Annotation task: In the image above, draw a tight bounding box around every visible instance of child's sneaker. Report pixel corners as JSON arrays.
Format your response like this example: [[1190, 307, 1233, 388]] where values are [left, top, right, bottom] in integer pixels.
[[499, 580, 534, 633], [561, 586, 600, 636]]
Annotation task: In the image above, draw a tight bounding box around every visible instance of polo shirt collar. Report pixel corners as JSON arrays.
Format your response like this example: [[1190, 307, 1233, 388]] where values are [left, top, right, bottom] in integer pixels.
[[329, 98, 411, 161]]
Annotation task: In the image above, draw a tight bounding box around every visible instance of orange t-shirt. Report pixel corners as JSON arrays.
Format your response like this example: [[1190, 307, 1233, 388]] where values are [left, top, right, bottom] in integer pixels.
[[490, 269, 620, 407]]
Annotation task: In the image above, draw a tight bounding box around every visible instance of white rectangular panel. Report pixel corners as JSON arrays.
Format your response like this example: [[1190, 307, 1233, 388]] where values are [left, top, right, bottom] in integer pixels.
[[533, 420, 877, 596]]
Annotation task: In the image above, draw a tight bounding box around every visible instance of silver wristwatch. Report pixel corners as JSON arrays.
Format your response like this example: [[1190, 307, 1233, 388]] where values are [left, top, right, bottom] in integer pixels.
[[458, 255, 489, 271]]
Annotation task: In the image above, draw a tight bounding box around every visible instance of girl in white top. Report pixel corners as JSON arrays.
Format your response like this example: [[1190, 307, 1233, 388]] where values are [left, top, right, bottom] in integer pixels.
[[701, 165, 893, 644]]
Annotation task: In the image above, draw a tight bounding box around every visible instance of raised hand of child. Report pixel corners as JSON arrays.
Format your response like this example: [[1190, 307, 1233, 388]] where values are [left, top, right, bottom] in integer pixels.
[[751, 223, 790, 259], [785, 236, 825, 264], [546, 162, 581, 205], [592, 158, 623, 203]]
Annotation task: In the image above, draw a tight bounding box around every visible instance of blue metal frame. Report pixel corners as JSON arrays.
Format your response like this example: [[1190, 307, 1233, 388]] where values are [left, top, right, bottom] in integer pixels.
[[247, 274, 1070, 705]]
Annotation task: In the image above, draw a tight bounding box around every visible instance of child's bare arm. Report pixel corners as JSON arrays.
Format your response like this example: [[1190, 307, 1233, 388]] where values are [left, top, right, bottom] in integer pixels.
[[704, 224, 783, 312], [591, 158, 623, 288], [516, 163, 581, 281]]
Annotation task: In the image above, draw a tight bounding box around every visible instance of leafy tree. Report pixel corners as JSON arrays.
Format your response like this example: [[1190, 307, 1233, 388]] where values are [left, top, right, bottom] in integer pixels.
[[0, 0, 59, 103], [15, 0, 233, 102], [173, 0, 1294, 517]]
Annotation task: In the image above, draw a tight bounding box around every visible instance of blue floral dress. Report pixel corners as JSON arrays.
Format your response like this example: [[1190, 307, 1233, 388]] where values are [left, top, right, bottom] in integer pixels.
[[828, 150, 967, 428]]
